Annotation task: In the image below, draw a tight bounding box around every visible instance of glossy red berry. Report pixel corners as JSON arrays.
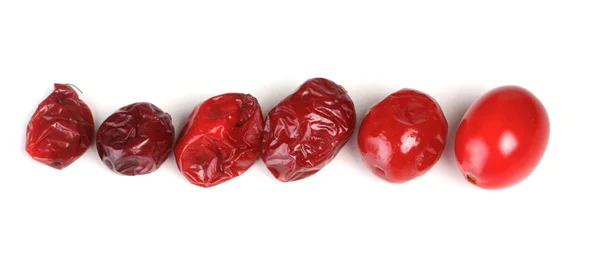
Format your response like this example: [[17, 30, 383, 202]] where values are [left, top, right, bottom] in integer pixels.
[[358, 89, 448, 183], [174, 93, 264, 188], [261, 78, 356, 182], [26, 83, 95, 170], [454, 85, 550, 190], [96, 102, 174, 176]]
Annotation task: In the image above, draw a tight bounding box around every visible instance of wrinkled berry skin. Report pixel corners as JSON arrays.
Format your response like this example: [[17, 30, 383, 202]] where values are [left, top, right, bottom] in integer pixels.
[[26, 84, 95, 170], [174, 93, 264, 188], [358, 89, 448, 183], [454, 85, 550, 190], [261, 78, 356, 182], [96, 102, 174, 176]]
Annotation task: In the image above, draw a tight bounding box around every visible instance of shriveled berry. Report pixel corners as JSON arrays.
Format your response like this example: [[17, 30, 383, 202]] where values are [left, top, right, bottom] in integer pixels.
[[26, 83, 95, 170], [174, 93, 264, 188], [96, 102, 174, 176], [261, 78, 356, 182], [358, 88, 448, 183]]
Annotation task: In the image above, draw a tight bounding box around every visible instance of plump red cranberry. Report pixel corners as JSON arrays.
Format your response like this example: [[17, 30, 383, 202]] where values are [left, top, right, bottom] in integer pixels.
[[96, 102, 174, 176], [26, 83, 95, 170], [454, 85, 550, 190], [358, 88, 448, 183], [174, 93, 264, 187], [261, 78, 356, 182]]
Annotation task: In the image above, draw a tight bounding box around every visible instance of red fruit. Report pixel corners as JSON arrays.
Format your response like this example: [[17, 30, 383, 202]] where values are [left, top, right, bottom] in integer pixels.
[[261, 78, 356, 182], [357, 89, 448, 183], [174, 93, 264, 187], [96, 102, 174, 176], [26, 84, 95, 170], [454, 85, 550, 190]]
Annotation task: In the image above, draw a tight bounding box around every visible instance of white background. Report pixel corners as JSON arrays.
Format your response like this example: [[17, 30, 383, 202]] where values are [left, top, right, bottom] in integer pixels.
[[1, 0, 599, 272]]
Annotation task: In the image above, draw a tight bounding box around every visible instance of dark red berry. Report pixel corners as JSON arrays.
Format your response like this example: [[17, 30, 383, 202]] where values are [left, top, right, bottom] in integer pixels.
[[96, 102, 174, 176], [261, 78, 356, 182]]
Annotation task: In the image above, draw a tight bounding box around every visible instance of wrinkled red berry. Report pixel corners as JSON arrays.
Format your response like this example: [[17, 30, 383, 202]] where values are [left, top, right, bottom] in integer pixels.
[[96, 102, 174, 176], [454, 85, 550, 190], [26, 83, 95, 170], [261, 78, 356, 182], [358, 89, 448, 183], [174, 93, 264, 187]]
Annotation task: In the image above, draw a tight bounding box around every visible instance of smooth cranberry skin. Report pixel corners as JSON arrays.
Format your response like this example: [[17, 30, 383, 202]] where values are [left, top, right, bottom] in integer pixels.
[[174, 93, 264, 188], [358, 89, 448, 183], [26, 84, 95, 170], [96, 102, 174, 176], [261, 78, 356, 182], [454, 85, 550, 190]]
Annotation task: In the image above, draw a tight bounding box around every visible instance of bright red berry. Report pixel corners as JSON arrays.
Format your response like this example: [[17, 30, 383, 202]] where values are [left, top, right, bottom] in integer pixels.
[[454, 85, 550, 190], [174, 93, 264, 188], [358, 89, 448, 183], [26, 84, 95, 170]]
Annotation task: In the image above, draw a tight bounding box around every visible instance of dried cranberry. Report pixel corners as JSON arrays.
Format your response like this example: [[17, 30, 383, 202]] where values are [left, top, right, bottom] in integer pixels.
[[174, 93, 264, 187], [261, 78, 356, 182], [26, 83, 95, 170], [96, 102, 174, 176]]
